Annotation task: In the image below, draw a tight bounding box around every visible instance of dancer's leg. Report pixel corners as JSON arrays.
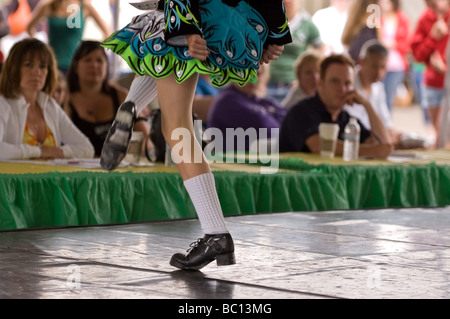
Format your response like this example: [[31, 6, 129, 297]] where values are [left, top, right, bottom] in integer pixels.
[[125, 75, 157, 114], [428, 106, 442, 148], [156, 73, 234, 270], [156, 73, 228, 235], [157, 74, 209, 180]]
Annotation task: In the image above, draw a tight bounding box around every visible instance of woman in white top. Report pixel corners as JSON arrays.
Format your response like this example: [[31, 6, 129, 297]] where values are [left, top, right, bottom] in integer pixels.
[[0, 38, 94, 160]]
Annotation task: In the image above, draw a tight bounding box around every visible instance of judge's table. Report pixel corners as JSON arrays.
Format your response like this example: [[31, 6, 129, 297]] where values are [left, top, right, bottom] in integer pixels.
[[0, 150, 449, 231]]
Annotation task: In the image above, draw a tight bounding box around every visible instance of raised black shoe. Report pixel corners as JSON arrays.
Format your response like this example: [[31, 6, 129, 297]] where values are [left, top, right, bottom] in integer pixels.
[[100, 101, 136, 171], [170, 233, 236, 270]]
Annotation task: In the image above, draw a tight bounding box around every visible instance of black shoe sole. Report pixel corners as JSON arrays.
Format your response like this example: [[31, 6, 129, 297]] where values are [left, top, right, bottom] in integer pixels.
[[100, 101, 136, 171], [169, 252, 236, 271]]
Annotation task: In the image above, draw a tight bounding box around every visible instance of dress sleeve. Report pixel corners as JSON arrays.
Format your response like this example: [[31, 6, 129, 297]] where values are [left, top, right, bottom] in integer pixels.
[[249, 0, 292, 47], [0, 125, 41, 160], [164, 0, 202, 46], [0, 97, 42, 160], [410, 17, 437, 63], [45, 98, 95, 159]]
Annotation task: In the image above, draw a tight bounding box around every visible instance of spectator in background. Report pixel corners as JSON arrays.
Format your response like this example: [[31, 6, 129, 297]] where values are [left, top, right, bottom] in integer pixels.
[[207, 64, 286, 152], [27, 0, 109, 73], [342, 0, 380, 64], [345, 40, 428, 149], [411, 0, 450, 147], [6, 0, 42, 32], [65, 41, 149, 157], [312, 0, 350, 55], [52, 70, 68, 106], [1, 0, 45, 56], [0, 4, 10, 40], [279, 54, 393, 158], [379, 0, 411, 111], [281, 49, 322, 109], [267, 0, 323, 103], [345, 41, 392, 131], [0, 38, 94, 160]]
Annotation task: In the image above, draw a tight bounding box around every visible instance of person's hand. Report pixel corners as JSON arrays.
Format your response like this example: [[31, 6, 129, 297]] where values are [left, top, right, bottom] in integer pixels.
[[360, 143, 394, 159], [430, 17, 448, 40], [186, 34, 209, 61], [430, 50, 446, 74], [344, 90, 370, 107], [261, 44, 284, 64], [40, 146, 64, 159]]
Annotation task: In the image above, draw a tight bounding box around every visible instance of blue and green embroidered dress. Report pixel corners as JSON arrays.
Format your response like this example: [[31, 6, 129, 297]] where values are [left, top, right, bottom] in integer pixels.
[[103, 0, 292, 87]]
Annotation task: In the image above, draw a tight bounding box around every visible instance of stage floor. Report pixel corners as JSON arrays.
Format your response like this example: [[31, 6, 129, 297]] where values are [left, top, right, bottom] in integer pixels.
[[1, 207, 449, 299]]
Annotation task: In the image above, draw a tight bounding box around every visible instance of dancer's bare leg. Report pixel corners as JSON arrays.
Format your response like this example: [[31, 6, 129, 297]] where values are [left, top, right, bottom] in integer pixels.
[[156, 73, 235, 270], [428, 106, 442, 148], [156, 74, 210, 180]]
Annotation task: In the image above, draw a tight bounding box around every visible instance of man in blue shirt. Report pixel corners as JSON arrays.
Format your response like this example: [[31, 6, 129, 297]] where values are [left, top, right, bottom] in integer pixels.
[[279, 54, 393, 159]]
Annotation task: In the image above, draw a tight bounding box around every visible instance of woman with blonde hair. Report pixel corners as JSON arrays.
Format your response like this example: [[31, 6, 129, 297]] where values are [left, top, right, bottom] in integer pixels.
[[342, 0, 380, 63], [268, 0, 322, 102], [282, 49, 322, 109], [0, 38, 94, 160]]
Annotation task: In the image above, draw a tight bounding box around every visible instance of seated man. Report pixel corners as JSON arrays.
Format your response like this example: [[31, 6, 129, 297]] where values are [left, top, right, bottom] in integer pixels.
[[279, 54, 393, 159], [345, 40, 428, 149]]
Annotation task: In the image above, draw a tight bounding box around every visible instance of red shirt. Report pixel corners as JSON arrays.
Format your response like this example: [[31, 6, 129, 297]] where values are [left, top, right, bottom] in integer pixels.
[[411, 8, 450, 88]]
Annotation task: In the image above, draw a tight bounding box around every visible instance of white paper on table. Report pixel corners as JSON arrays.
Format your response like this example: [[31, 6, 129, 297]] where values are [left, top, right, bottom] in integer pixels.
[[387, 152, 431, 163], [52, 159, 130, 169]]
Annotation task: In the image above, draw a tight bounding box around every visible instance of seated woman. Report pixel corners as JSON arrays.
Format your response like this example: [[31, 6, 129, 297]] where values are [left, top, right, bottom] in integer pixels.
[[281, 49, 322, 110], [52, 70, 68, 107], [0, 38, 94, 160], [65, 41, 149, 157]]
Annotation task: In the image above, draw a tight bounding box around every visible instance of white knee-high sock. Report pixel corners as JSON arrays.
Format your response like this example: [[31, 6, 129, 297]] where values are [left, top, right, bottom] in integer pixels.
[[183, 173, 229, 235], [125, 75, 157, 114]]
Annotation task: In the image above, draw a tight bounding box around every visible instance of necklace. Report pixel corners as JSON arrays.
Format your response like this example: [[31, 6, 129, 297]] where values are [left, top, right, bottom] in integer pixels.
[[27, 104, 44, 136]]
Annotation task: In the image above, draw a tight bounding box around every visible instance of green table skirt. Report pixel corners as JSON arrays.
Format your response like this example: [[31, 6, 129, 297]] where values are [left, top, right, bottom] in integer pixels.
[[1, 158, 449, 231]]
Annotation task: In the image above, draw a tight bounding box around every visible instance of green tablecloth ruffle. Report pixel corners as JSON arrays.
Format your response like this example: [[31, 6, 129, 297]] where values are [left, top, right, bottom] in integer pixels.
[[0, 158, 449, 231]]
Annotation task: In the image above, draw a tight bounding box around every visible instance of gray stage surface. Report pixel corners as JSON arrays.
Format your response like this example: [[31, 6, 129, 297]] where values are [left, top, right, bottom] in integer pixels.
[[1, 207, 449, 299]]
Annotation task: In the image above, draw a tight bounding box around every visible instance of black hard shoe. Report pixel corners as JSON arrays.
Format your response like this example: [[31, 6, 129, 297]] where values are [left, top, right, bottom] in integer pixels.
[[100, 101, 136, 171], [170, 233, 236, 270]]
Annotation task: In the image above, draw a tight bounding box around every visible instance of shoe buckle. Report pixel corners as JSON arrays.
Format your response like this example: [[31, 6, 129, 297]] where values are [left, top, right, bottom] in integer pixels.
[[206, 237, 223, 254]]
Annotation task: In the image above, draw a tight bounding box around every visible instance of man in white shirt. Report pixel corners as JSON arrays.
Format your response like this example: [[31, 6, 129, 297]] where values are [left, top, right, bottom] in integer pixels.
[[345, 40, 427, 149], [345, 40, 392, 130]]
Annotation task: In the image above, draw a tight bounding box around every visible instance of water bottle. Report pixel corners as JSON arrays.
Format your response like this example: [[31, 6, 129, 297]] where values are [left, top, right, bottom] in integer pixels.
[[343, 118, 360, 161]]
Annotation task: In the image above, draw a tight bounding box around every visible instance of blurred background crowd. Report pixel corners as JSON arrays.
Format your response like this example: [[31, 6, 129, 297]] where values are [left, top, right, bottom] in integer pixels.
[[0, 0, 448, 161]]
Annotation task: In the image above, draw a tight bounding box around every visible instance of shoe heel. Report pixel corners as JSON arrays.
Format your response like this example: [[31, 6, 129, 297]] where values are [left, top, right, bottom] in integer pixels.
[[216, 252, 236, 266]]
